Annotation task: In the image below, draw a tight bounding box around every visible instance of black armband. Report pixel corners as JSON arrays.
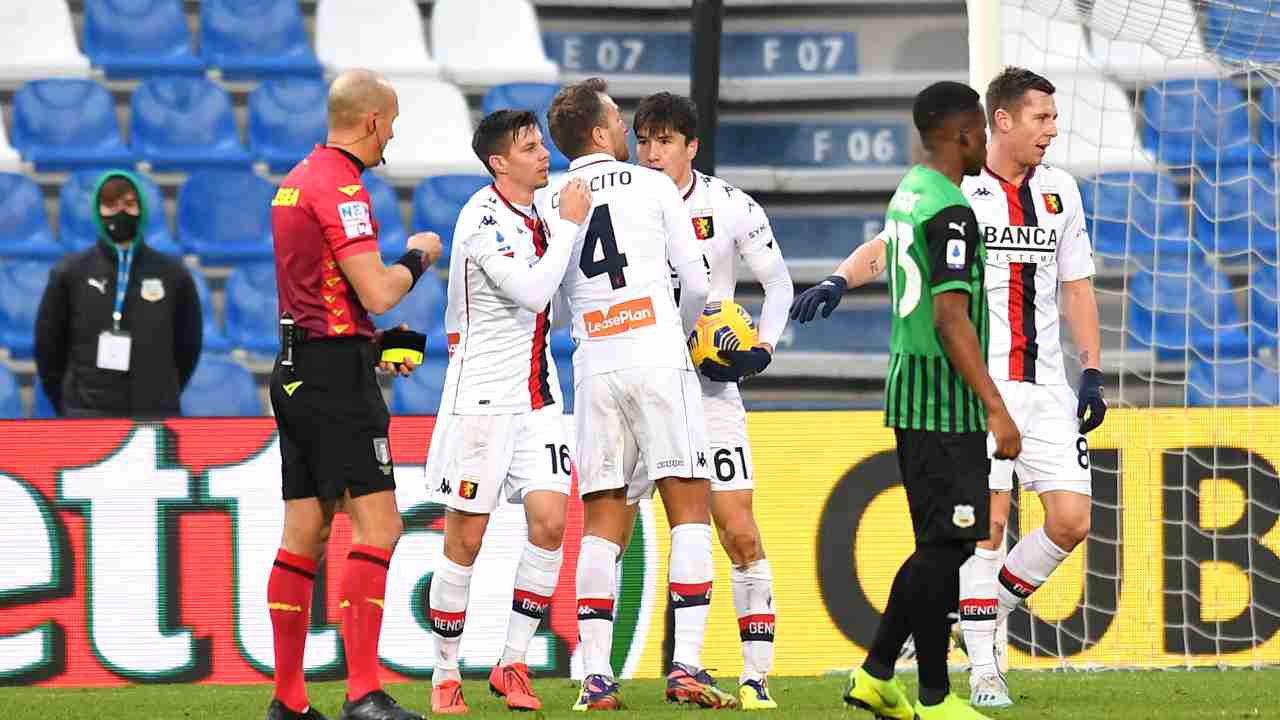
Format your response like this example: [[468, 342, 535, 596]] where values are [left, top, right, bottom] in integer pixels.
[[394, 249, 426, 289]]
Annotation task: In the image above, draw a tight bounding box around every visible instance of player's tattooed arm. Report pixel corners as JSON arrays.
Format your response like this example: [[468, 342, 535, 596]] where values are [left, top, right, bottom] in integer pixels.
[[834, 229, 888, 289]]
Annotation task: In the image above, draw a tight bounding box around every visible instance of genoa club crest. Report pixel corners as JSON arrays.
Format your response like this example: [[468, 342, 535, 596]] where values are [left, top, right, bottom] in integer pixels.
[[692, 214, 715, 240], [1043, 193, 1064, 214]]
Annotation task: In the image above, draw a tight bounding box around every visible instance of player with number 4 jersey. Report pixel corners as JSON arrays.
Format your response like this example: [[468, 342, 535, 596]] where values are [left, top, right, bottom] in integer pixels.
[[632, 92, 793, 710], [542, 78, 726, 712], [424, 111, 592, 715]]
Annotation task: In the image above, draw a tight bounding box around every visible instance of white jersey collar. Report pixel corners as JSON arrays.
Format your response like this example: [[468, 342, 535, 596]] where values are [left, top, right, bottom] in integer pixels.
[[569, 153, 616, 171]]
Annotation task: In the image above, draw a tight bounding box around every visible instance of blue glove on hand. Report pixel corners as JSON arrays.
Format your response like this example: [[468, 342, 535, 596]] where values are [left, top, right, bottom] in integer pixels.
[[1077, 368, 1106, 434], [789, 275, 847, 323], [699, 347, 772, 383]]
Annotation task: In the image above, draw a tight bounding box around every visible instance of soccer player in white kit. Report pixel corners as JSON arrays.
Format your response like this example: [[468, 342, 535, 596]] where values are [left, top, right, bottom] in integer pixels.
[[539, 78, 726, 711], [424, 110, 593, 714], [790, 67, 1107, 708], [631, 92, 794, 710]]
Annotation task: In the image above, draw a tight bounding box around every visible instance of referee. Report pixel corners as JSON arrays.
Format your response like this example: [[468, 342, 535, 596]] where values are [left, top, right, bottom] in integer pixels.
[[264, 69, 441, 720]]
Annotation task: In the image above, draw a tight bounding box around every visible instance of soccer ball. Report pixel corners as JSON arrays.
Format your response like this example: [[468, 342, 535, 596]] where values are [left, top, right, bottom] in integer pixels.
[[688, 300, 758, 368]]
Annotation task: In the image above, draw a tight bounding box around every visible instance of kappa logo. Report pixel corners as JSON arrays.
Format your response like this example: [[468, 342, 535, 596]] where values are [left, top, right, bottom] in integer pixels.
[[952, 504, 976, 528], [337, 184, 362, 197], [697, 451, 707, 468], [583, 297, 657, 338], [438, 478, 452, 495], [972, 186, 994, 198], [479, 215, 497, 228]]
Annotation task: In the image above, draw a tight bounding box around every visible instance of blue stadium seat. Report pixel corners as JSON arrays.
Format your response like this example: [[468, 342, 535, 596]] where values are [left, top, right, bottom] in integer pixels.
[[1126, 267, 1250, 361], [130, 77, 252, 171], [248, 78, 327, 173], [481, 84, 570, 170], [1079, 171, 1192, 267], [362, 171, 408, 259], [412, 175, 491, 267], [1192, 163, 1280, 262], [1250, 263, 1280, 359], [58, 170, 179, 255], [181, 354, 262, 416], [1263, 80, 1280, 161], [10, 79, 135, 171], [774, 304, 893, 355], [1187, 358, 1280, 406], [373, 270, 446, 334], [770, 214, 881, 257], [0, 364, 21, 419], [551, 328, 574, 413], [224, 262, 278, 356], [32, 381, 56, 419], [1202, 0, 1280, 66], [390, 355, 448, 415], [0, 261, 54, 359], [200, 0, 322, 79], [177, 171, 275, 263], [0, 174, 62, 261], [1140, 79, 1256, 168], [190, 270, 233, 354], [83, 0, 204, 77]]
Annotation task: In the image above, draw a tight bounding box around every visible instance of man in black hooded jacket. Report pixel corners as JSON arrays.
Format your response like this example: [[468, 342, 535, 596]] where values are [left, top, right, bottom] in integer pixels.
[[35, 169, 203, 417]]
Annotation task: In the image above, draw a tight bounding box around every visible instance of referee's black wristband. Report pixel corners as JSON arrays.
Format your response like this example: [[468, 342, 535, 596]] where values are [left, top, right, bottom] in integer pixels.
[[394, 249, 426, 289]]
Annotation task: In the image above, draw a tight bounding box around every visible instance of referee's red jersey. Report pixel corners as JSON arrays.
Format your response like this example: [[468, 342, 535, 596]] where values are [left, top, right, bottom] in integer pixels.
[[271, 145, 380, 339]]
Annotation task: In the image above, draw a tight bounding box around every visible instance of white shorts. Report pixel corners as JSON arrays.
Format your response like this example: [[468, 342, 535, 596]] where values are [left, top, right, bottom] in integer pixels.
[[576, 366, 711, 505], [989, 380, 1092, 496], [425, 405, 572, 514], [700, 378, 754, 492]]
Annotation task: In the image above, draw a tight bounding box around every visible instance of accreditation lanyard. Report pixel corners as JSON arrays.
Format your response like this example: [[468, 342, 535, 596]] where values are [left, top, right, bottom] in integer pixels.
[[112, 245, 134, 331]]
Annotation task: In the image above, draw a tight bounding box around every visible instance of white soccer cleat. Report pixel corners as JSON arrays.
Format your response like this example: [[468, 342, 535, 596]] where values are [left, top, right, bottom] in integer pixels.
[[969, 671, 1013, 708]]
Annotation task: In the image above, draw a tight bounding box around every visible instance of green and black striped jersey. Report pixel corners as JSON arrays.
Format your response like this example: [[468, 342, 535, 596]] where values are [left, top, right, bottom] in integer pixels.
[[882, 165, 989, 433]]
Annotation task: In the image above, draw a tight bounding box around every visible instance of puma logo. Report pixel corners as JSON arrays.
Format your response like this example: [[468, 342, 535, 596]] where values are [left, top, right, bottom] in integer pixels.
[[88, 278, 107, 294], [948, 221, 967, 235]]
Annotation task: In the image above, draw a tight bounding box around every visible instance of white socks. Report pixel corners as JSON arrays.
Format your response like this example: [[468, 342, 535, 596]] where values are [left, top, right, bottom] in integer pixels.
[[576, 535, 620, 678], [501, 542, 563, 667], [998, 527, 1069, 621], [429, 555, 473, 685], [668, 523, 714, 670], [731, 558, 775, 683], [959, 547, 1002, 674]]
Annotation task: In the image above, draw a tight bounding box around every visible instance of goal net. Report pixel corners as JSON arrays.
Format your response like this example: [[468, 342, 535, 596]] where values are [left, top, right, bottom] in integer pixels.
[[970, 0, 1280, 670]]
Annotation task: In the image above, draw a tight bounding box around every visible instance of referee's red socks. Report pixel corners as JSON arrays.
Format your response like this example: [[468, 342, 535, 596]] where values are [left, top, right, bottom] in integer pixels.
[[268, 548, 317, 713], [342, 544, 393, 701]]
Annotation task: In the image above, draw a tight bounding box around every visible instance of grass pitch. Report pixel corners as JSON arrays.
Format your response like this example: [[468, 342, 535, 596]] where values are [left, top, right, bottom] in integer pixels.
[[3, 670, 1277, 719]]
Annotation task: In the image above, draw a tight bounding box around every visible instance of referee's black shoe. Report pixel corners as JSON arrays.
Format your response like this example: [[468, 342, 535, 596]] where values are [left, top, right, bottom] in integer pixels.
[[338, 690, 424, 720], [266, 699, 328, 720]]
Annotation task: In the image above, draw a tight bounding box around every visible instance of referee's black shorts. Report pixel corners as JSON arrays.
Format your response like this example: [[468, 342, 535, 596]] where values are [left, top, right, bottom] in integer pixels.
[[269, 338, 395, 501], [894, 429, 991, 544]]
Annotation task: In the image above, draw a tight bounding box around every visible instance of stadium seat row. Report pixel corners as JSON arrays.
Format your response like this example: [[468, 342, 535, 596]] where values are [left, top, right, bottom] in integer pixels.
[[3, 0, 555, 86], [1082, 166, 1280, 266]]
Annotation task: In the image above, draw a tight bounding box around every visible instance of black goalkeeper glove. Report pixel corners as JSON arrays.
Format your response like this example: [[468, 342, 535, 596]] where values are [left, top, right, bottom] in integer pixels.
[[1077, 368, 1107, 434], [789, 275, 847, 323], [699, 347, 772, 383]]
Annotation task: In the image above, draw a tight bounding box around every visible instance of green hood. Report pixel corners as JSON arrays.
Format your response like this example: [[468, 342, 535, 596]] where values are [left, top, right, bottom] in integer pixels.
[[91, 169, 150, 249]]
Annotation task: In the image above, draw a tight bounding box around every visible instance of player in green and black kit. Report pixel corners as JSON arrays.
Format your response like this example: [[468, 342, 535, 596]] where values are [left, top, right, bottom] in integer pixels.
[[791, 81, 1021, 720]]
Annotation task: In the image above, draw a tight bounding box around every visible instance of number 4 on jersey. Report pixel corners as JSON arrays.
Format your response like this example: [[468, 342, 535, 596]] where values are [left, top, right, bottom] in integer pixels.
[[579, 204, 629, 289]]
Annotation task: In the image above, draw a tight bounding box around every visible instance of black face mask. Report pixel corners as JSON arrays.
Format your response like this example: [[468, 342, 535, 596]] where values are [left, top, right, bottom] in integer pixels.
[[102, 211, 140, 244]]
